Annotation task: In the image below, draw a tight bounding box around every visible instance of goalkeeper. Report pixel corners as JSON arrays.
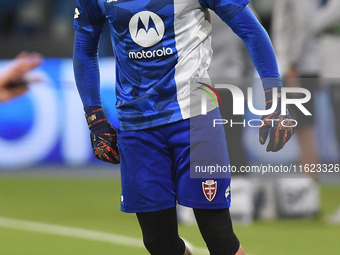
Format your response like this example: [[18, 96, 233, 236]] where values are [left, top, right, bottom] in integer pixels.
[[73, 0, 294, 254]]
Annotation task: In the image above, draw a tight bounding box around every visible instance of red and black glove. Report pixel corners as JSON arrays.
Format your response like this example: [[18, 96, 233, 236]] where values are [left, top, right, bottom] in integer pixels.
[[85, 106, 120, 164], [259, 87, 295, 152]]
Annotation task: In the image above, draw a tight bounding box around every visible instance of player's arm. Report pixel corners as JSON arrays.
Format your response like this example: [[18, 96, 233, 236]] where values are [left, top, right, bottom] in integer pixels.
[[225, 6, 295, 152], [73, 0, 120, 164], [73, 31, 120, 164], [73, 0, 106, 107]]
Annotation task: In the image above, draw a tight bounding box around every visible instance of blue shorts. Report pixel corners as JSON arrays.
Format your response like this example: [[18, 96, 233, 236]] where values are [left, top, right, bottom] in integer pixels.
[[117, 108, 231, 213]]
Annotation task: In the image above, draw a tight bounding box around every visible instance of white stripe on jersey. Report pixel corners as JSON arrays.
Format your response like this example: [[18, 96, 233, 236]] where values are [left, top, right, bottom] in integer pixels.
[[173, 0, 217, 119]]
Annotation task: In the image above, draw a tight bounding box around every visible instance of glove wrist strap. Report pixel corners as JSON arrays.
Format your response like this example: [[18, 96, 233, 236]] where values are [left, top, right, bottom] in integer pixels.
[[264, 86, 281, 110], [84, 106, 107, 129]]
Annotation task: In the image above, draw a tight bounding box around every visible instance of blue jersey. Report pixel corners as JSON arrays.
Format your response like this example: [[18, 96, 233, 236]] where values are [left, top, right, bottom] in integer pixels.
[[74, 0, 249, 130]]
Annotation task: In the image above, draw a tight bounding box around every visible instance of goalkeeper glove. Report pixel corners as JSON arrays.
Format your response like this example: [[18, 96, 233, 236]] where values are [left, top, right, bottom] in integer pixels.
[[259, 87, 295, 152], [85, 106, 120, 164]]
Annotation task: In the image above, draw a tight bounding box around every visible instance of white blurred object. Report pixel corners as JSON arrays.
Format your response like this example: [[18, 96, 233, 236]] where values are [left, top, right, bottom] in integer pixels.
[[230, 178, 254, 225], [313, 0, 340, 36], [252, 178, 278, 220], [320, 35, 340, 80], [51, 18, 73, 40], [252, 176, 320, 220], [272, 0, 320, 76], [275, 177, 320, 218], [327, 206, 340, 224], [177, 205, 196, 226], [252, 0, 276, 19], [17, 0, 46, 33]]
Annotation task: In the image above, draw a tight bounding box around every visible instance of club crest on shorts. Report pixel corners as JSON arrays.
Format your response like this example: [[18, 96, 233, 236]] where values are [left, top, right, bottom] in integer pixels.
[[202, 180, 217, 201]]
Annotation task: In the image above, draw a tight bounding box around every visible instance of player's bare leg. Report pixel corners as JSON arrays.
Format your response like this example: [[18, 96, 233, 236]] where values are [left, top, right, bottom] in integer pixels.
[[184, 245, 194, 255], [296, 126, 320, 181], [235, 245, 246, 255]]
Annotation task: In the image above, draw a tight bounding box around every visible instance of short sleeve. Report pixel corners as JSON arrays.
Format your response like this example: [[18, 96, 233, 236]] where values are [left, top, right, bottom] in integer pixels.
[[199, 0, 250, 22], [73, 0, 106, 36]]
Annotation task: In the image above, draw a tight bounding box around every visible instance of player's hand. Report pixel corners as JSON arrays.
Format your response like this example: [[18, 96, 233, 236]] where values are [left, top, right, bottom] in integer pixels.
[[0, 51, 42, 102], [259, 87, 295, 152], [85, 106, 120, 164]]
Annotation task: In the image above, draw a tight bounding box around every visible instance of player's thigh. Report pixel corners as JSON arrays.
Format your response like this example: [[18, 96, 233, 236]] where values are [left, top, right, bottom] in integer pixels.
[[117, 128, 176, 213], [172, 108, 232, 209]]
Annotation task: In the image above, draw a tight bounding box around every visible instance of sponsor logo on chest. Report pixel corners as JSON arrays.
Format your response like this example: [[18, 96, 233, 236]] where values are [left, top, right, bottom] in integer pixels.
[[128, 11, 173, 59]]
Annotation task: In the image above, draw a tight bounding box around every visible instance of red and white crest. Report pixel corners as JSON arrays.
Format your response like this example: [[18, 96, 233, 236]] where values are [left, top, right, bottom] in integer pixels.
[[202, 180, 217, 201]]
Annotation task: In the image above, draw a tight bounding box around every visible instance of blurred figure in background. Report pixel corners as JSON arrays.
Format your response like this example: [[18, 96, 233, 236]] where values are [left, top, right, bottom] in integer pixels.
[[272, 0, 321, 176], [313, 0, 340, 224], [0, 51, 42, 102], [248, 0, 323, 220], [251, 0, 276, 33], [271, 0, 340, 221], [313, 0, 340, 157]]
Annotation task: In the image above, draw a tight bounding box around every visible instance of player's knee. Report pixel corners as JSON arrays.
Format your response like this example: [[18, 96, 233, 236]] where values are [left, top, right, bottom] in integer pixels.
[[142, 235, 185, 255], [194, 208, 240, 255], [229, 233, 241, 255], [206, 232, 240, 255], [142, 236, 160, 254]]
